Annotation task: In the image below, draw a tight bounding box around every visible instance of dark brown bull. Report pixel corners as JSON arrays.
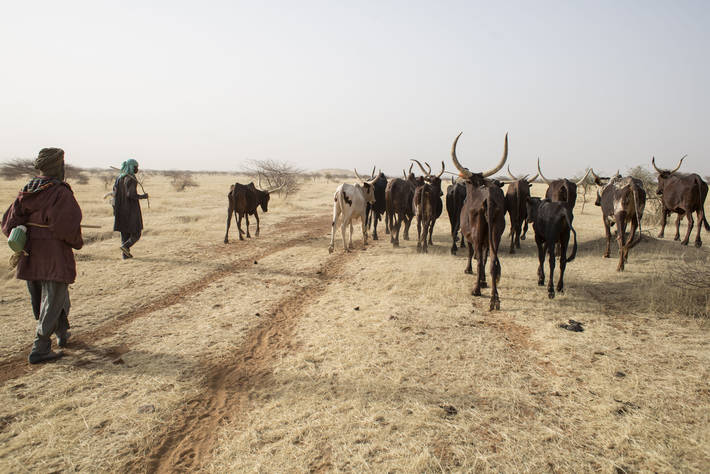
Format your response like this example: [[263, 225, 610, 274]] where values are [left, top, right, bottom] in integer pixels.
[[446, 177, 467, 255], [411, 160, 444, 253], [450, 132, 508, 311], [224, 180, 281, 243], [385, 164, 422, 247], [537, 158, 591, 210], [652, 156, 710, 247], [364, 166, 389, 240], [591, 170, 646, 271], [504, 165, 538, 254]]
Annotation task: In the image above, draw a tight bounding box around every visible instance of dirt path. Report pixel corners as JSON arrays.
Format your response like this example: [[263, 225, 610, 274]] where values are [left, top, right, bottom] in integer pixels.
[[133, 238, 357, 472], [0, 215, 330, 387]]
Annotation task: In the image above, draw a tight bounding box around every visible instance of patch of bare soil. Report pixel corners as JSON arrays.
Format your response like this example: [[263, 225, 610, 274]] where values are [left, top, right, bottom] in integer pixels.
[[134, 246, 356, 473]]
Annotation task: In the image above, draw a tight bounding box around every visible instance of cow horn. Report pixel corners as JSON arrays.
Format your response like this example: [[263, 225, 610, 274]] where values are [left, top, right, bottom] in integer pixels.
[[576, 168, 592, 185], [268, 182, 285, 193], [670, 155, 686, 174], [527, 172, 539, 184], [436, 161, 445, 178], [424, 161, 432, 175], [537, 157, 551, 184], [354, 168, 366, 181], [258, 173, 262, 189], [590, 168, 600, 182], [481, 133, 509, 178], [451, 176, 455, 185], [411, 159, 429, 176], [450, 132, 472, 178], [507, 164, 518, 180], [403, 169, 407, 179]]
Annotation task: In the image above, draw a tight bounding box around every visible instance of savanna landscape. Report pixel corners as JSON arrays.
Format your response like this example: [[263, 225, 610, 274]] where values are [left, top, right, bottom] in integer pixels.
[[0, 169, 708, 473]]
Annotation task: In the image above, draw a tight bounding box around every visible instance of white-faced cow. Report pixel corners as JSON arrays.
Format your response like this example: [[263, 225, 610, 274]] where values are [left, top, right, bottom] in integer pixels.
[[526, 197, 578, 299], [328, 170, 377, 253], [504, 165, 539, 254], [450, 132, 509, 311], [652, 156, 709, 247], [591, 170, 646, 271]]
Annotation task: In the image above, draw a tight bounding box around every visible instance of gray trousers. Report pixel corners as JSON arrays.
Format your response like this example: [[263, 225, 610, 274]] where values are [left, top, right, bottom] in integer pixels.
[[27, 280, 70, 338]]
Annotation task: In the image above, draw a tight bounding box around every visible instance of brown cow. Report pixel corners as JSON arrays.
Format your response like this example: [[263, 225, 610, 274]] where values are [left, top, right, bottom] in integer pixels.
[[224, 180, 282, 243], [385, 164, 422, 247], [450, 132, 508, 311], [504, 165, 538, 254], [652, 156, 710, 247], [411, 160, 445, 253], [591, 170, 646, 271], [537, 158, 591, 211]]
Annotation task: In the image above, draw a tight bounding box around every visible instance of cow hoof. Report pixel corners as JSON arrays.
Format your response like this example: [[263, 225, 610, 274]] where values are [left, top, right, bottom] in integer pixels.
[[520, 235, 526, 241], [464, 268, 473, 275], [255, 231, 260, 237], [674, 235, 680, 241], [681, 240, 689, 246], [373, 235, 378, 241], [472, 288, 481, 296], [603, 253, 610, 258], [328, 246, 334, 254], [224, 239, 229, 244], [451, 249, 457, 256], [548, 292, 555, 299], [489, 300, 500, 311], [657, 232, 664, 239], [509, 248, 515, 254], [479, 281, 488, 288], [695, 240, 702, 248], [556, 287, 564, 293], [538, 280, 544, 286]]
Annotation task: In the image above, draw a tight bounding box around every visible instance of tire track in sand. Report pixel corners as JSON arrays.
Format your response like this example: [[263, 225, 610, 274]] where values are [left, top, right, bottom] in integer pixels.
[[0, 215, 331, 386], [133, 247, 358, 473]]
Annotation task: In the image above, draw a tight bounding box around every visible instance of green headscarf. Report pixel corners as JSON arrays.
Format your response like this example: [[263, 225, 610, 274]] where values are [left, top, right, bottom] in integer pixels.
[[117, 159, 139, 179]]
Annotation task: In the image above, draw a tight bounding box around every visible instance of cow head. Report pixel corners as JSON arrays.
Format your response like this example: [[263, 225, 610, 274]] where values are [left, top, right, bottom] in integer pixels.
[[411, 159, 445, 195], [260, 192, 271, 212], [652, 155, 685, 195], [505, 164, 538, 190], [354, 168, 378, 204], [450, 132, 508, 188], [537, 159, 593, 187], [526, 197, 543, 223]]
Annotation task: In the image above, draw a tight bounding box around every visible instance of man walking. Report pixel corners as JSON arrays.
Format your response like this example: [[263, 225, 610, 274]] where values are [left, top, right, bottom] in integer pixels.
[[113, 159, 148, 259], [2, 148, 83, 364]]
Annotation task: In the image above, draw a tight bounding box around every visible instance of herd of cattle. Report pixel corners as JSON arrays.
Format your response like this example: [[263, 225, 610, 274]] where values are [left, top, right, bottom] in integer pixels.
[[224, 133, 709, 311]]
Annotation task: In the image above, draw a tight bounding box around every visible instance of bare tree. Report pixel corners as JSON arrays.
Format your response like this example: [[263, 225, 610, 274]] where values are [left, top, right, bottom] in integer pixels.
[[241, 159, 303, 197], [0, 159, 35, 179], [573, 167, 594, 213], [627, 165, 662, 226], [164, 170, 199, 192]]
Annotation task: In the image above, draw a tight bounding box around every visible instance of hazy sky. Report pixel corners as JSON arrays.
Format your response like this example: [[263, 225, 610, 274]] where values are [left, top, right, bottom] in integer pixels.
[[1, 0, 708, 177]]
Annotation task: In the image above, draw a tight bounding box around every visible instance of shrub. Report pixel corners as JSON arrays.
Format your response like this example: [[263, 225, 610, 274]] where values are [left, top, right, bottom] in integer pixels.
[[241, 159, 303, 197]]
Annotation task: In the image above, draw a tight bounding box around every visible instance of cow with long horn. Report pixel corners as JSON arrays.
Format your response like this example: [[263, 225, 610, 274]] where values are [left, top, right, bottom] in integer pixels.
[[451, 132, 508, 311], [591, 169, 646, 271], [503, 164, 539, 253], [386, 163, 421, 247], [328, 170, 377, 253], [537, 158, 591, 211], [411, 159, 445, 253], [224, 178, 283, 243], [652, 156, 709, 247]]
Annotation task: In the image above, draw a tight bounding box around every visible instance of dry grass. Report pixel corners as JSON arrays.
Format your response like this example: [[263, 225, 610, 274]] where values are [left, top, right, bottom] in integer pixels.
[[0, 177, 708, 472]]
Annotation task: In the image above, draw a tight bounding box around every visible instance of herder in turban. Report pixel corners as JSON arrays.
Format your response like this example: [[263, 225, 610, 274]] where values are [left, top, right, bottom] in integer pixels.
[[113, 159, 149, 259], [1, 148, 84, 363]]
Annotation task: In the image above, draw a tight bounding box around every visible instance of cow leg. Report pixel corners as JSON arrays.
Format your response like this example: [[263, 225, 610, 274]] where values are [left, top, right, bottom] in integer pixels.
[[245, 214, 251, 238], [385, 213, 390, 234], [547, 242, 556, 298], [254, 210, 260, 237], [416, 215, 423, 252], [603, 217, 612, 258], [347, 220, 355, 250], [627, 215, 638, 261], [489, 238, 501, 311], [236, 212, 245, 241], [428, 220, 434, 246], [472, 243, 486, 296], [557, 233, 568, 293], [403, 216, 411, 240], [674, 213, 682, 241], [521, 219, 528, 241], [479, 247, 488, 288], [361, 216, 368, 248], [695, 209, 705, 247], [372, 213, 379, 240], [224, 200, 234, 244], [536, 238, 545, 286], [658, 208, 668, 238], [681, 212, 693, 246], [341, 219, 350, 252], [465, 241, 474, 275], [392, 213, 401, 247], [329, 205, 340, 254], [616, 212, 627, 271], [509, 226, 516, 254]]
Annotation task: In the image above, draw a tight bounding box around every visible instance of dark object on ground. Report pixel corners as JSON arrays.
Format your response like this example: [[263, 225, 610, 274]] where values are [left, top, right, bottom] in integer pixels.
[[29, 350, 63, 364], [559, 319, 584, 332]]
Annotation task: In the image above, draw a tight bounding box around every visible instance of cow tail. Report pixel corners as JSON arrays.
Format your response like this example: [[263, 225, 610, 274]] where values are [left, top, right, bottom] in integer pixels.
[[487, 197, 501, 283], [698, 179, 710, 231], [564, 208, 578, 263]]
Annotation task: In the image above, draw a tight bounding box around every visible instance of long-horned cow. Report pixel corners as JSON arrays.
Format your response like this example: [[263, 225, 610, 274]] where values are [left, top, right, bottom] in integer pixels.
[[446, 176, 467, 255], [411, 160, 445, 253], [450, 132, 508, 311], [526, 197, 578, 299], [224, 180, 282, 243], [537, 158, 592, 211], [385, 164, 422, 247], [591, 170, 646, 271], [652, 156, 709, 247], [364, 167, 389, 240], [328, 170, 377, 253], [504, 165, 539, 253]]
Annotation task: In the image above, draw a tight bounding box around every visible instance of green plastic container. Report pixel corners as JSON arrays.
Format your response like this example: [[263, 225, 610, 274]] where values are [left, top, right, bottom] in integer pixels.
[[8, 225, 27, 253]]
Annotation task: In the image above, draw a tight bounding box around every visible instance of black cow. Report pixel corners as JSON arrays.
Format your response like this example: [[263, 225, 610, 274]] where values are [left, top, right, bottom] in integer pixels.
[[365, 168, 389, 240], [526, 198, 578, 299], [504, 165, 538, 253], [446, 177, 467, 255], [411, 160, 445, 253], [386, 164, 422, 247]]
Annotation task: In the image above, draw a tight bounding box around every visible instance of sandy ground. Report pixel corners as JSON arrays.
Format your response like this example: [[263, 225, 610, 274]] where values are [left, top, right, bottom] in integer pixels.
[[0, 173, 708, 473]]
